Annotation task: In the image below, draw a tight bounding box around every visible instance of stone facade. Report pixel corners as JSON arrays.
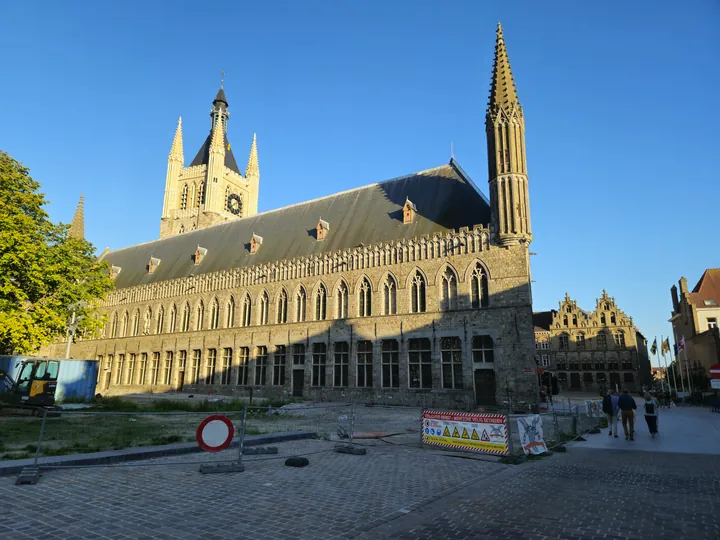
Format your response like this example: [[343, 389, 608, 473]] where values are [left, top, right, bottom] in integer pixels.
[[669, 270, 720, 375], [43, 24, 540, 408], [534, 291, 651, 393]]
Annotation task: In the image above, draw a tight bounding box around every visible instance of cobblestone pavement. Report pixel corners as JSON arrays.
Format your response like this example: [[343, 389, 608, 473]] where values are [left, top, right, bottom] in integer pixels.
[[357, 447, 720, 540], [0, 438, 505, 540], [3, 435, 719, 539]]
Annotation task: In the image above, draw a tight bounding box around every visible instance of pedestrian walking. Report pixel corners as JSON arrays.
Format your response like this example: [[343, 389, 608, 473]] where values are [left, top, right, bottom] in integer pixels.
[[602, 389, 619, 438], [617, 389, 637, 441], [643, 392, 659, 438]]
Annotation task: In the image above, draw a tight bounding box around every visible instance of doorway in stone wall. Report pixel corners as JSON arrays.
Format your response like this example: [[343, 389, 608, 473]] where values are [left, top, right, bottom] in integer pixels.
[[177, 371, 185, 392], [474, 369, 496, 405], [570, 372, 581, 390], [292, 369, 304, 397]]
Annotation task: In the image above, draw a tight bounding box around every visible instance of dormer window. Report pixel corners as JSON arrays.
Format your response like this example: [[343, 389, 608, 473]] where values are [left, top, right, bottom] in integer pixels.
[[110, 265, 122, 279], [250, 233, 263, 254], [147, 257, 161, 274], [316, 218, 329, 241], [403, 198, 417, 224], [194, 246, 207, 265]]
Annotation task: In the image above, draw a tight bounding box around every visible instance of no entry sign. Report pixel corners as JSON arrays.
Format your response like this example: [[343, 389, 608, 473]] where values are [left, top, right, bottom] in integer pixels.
[[196, 414, 235, 452], [710, 364, 720, 379]]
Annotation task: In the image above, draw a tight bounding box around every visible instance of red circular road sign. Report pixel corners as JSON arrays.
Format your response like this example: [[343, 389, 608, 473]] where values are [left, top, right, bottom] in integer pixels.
[[196, 414, 235, 452], [710, 364, 720, 379]]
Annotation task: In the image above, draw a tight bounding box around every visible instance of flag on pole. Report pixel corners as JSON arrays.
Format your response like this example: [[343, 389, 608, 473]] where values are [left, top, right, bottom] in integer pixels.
[[679, 336, 686, 351], [673, 342, 678, 356], [650, 338, 657, 355], [662, 338, 670, 354]]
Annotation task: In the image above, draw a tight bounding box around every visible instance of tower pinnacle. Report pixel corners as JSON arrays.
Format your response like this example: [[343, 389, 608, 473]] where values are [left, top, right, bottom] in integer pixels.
[[169, 117, 184, 162], [246, 134, 259, 177], [485, 24, 532, 247], [488, 22, 520, 112], [69, 195, 85, 240], [209, 111, 225, 154]]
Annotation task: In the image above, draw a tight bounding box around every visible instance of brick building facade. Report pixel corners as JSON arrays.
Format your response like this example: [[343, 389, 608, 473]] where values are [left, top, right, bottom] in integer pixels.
[[534, 291, 651, 393], [43, 25, 540, 408]]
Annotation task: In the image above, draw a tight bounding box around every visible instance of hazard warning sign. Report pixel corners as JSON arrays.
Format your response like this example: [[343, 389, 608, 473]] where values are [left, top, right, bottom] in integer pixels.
[[420, 410, 509, 456]]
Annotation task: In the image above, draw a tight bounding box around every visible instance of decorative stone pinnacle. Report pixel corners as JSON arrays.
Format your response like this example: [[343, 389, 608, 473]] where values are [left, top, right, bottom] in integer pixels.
[[245, 133, 259, 177], [488, 22, 520, 112], [169, 116, 184, 161], [69, 194, 85, 239]]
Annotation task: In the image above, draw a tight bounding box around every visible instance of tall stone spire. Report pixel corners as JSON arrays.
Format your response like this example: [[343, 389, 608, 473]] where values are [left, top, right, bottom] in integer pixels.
[[69, 195, 85, 240], [245, 134, 259, 177], [486, 23, 532, 247], [489, 23, 520, 111], [169, 117, 184, 163]]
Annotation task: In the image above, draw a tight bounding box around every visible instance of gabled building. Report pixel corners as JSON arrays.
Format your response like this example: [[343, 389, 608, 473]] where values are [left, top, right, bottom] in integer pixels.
[[670, 269, 720, 375], [534, 291, 650, 392], [43, 25, 539, 408]]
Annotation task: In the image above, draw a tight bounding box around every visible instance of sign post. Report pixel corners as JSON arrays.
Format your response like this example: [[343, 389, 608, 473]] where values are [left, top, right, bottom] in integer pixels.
[[197, 413, 245, 474]]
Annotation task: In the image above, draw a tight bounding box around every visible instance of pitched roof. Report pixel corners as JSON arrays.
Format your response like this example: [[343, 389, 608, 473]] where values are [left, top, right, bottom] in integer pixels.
[[190, 131, 241, 174], [688, 269, 720, 308], [103, 160, 490, 289], [533, 311, 555, 332]]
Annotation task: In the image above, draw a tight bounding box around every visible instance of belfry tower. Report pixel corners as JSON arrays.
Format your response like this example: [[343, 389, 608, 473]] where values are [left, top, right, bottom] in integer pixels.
[[486, 23, 532, 247], [160, 85, 260, 238]]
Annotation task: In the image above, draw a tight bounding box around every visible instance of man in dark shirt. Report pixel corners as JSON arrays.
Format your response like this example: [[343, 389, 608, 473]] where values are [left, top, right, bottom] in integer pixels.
[[617, 389, 637, 441]]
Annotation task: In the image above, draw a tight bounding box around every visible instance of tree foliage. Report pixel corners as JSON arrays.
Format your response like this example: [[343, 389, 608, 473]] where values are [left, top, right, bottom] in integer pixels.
[[0, 150, 114, 355]]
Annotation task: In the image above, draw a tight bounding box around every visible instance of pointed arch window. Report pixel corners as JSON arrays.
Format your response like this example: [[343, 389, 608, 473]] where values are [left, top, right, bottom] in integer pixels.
[[614, 330, 625, 348], [410, 272, 426, 313], [336, 282, 348, 319], [111, 313, 118, 338], [596, 332, 607, 349], [181, 303, 191, 332], [610, 312, 617, 324], [296, 287, 307, 322], [210, 298, 220, 330], [143, 308, 152, 335], [195, 301, 205, 331], [576, 332, 585, 350], [600, 313, 606, 325], [131, 310, 140, 337], [196, 181, 206, 208], [383, 275, 397, 315], [440, 267, 458, 311], [277, 290, 288, 324], [224, 186, 230, 211], [259, 291, 269, 325], [226, 296, 235, 328], [572, 315, 578, 326], [559, 333, 569, 350], [169, 305, 177, 333], [120, 312, 129, 337], [241, 294, 252, 327], [156, 306, 165, 334], [315, 284, 327, 321], [563, 316, 569, 326], [471, 264, 489, 308], [180, 184, 188, 210], [359, 278, 372, 317], [169, 305, 177, 332]]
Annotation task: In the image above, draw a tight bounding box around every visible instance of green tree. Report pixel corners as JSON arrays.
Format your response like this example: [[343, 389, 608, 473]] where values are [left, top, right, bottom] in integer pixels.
[[0, 150, 114, 355]]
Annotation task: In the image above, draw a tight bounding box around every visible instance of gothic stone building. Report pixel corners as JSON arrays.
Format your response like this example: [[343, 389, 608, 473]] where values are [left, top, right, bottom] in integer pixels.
[[533, 291, 651, 393], [43, 25, 539, 408]]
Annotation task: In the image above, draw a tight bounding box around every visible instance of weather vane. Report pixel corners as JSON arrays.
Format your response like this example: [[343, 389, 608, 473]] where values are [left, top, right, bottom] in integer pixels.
[[220, 71, 225, 87]]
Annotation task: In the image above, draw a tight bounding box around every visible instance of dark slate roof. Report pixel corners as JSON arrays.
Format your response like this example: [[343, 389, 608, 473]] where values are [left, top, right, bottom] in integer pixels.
[[533, 311, 555, 332], [104, 159, 490, 289], [214, 87, 228, 106], [189, 132, 241, 174]]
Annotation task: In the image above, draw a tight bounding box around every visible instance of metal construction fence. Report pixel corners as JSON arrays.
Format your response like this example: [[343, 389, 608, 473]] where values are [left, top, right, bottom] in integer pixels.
[[3, 400, 607, 483]]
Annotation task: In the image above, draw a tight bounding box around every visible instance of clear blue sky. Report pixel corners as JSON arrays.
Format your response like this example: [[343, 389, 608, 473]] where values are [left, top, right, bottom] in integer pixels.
[[1, 1, 718, 365]]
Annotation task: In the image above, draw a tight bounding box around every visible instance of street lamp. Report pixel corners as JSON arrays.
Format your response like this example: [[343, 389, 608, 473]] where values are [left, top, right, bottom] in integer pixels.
[[65, 301, 87, 359]]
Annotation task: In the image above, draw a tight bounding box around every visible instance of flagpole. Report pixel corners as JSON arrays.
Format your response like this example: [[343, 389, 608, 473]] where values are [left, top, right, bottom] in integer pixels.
[[674, 331, 686, 393], [658, 335, 666, 392], [661, 336, 677, 393], [684, 345, 693, 397], [652, 336, 663, 392]]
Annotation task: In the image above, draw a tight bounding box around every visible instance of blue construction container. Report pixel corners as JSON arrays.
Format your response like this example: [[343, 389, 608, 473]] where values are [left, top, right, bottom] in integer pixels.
[[0, 356, 99, 402]]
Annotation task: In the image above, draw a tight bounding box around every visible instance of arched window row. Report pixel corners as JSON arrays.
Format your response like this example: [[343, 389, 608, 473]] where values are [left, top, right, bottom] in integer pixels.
[[101, 229, 493, 307], [102, 264, 493, 337]]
